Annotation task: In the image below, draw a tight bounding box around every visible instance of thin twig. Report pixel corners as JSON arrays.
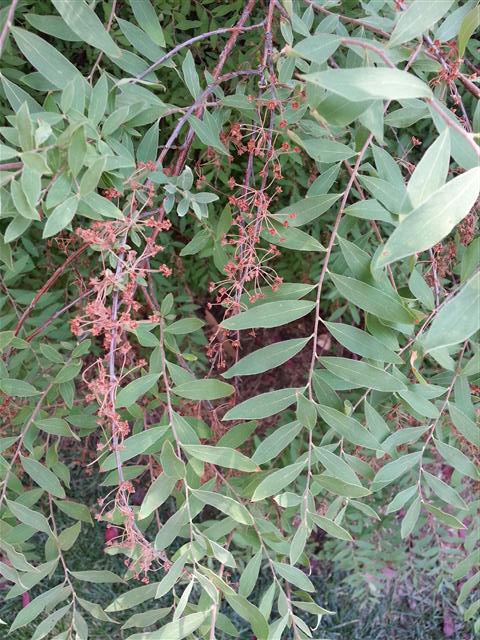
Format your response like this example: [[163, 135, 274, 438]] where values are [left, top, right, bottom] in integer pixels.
[[13, 245, 89, 337], [134, 20, 263, 82], [0, 0, 19, 56]]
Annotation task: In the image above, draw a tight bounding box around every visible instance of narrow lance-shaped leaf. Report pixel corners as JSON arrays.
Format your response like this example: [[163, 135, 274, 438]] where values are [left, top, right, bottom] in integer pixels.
[[115, 373, 160, 407], [20, 455, 65, 499], [319, 357, 406, 392], [252, 461, 305, 501], [52, 0, 121, 58], [406, 130, 450, 208], [171, 379, 234, 401], [374, 168, 480, 268], [182, 444, 258, 472], [221, 300, 316, 330], [389, 0, 455, 48], [223, 388, 300, 421], [12, 27, 84, 89], [302, 68, 432, 101], [323, 322, 402, 364], [421, 272, 480, 354], [223, 337, 311, 378]]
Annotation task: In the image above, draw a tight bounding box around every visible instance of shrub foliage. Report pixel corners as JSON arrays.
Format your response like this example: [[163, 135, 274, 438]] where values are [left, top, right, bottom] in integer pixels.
[[0, 0, 479, 638]]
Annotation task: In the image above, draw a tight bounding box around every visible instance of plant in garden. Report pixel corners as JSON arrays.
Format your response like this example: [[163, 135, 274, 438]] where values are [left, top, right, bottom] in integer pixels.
[[0, 0, 479, 638]]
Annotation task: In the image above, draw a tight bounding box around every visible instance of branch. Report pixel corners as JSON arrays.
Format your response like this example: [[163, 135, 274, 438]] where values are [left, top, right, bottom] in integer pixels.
[[0, 0, 19, 56], [13, 245, 89, 337], [134, 19, 263, 82]]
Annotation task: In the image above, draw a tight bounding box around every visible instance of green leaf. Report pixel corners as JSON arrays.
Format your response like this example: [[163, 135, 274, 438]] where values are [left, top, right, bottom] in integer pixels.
[[261, 222, 325, 252], [217, 421, 257, 448], [138, 473, 176, 520], [372, 452, 422, 487], [192, 489, 253, 525], [407, 130, 450, 208], [82, 192, 123, 220], [290, 523, 308, 565], [272, 561, 314, 592], [6, 499, 51, 535], [448, 403, 478, 446], [53, 499, 92, 525], [223, 337, 310, 378], [79, 158, 106, 197], [182, 50, 201, 98], [43, 196, 79, 239], [313, 446, 361, 485], [313, 475, 371, 498], [375, 169, 480, 268], [160, 440, 185, 479], [329, 273, 417, 324], [137, 120, 160, 163], [324, 322, 402, 364], [303, 68, 432, 101], [154, 504, 189, 550], [423, 470, 468, 511], [296, 393, 317, 430], [20, 455, 65, 499], [422, 272, 480, 353], [179, 229, 211, 256], [273, 194, 341, 227], [182, 444, 258, 472], [115, 373, 160, 407], [121, 608, 170, 630], [171, 379, 234, 401], [409, 267, 434, 311], [12, 27, 83, 89], [424, 503, 466, 529], [31, 604, 71, 640], [221, 300, 316, 330], [0, 378, 39, 397], [223, 388, 299, 421], [10, 585, 70, 633], [317, 405, 382, 450], [129, 0, 165, 46], [359, 175, 406, 214], [238, 549, 262, 598], [106, 583, 158, 612], [252, 420, 303, 465], [24, 13, 82, 41], [458, 6, 480, 56], [54, 361, 82, 384], [252, 461, 304, 501], [386, 485, 417, 514], [225, 594, 268, 640], [433, 438, 477, 480], [319, 357, 406, 392], [58, 521, 81, 551], [164, 318, 204, 335], [88, 74, 109, 126], [77, 597, 117, 623], [155, 553, 189, 598], [310, 513, 353, 541], [293, 34, 340, 64], [70, 570, 124, 583], [401, 496, 421, 538], [52, 0, 121, 58], [11, 180, 38, 220], [300, 138, 357, 164], [389, 0, 455, 48], [101, 425, 168, 471], [188, 112, 228, 155], [129, 610, 211, 640]]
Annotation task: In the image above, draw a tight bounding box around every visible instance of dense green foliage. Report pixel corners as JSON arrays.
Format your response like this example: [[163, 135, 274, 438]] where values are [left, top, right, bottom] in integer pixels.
[[0, 0, 479, 638]]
